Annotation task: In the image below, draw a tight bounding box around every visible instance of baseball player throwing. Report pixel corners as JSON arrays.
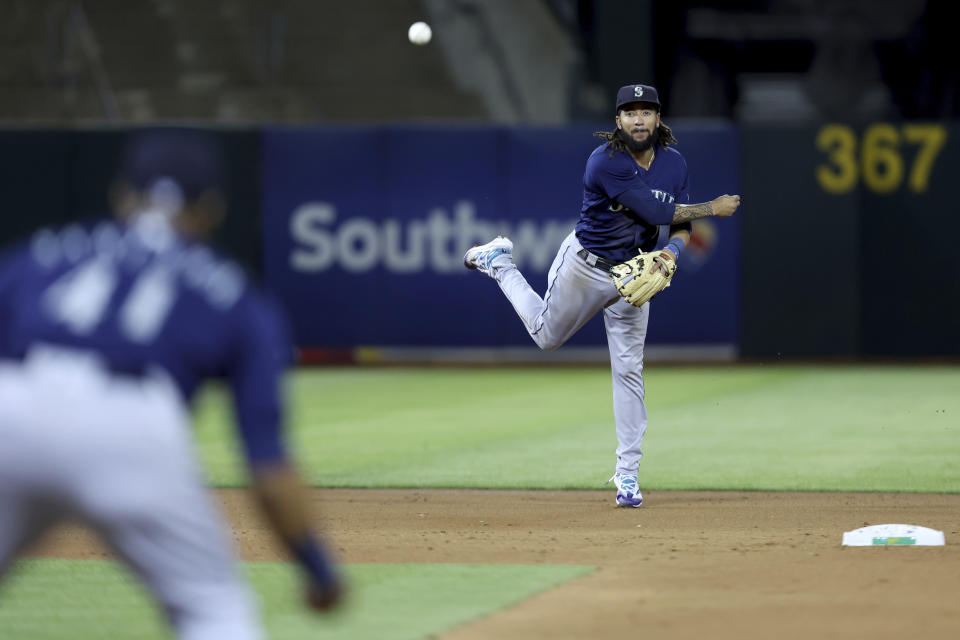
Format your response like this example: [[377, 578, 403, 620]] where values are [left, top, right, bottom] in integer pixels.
[[0, 130, 342, 638], [464, 84, 740, 507]]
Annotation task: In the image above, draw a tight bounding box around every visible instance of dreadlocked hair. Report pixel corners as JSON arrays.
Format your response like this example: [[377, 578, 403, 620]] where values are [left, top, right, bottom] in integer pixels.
[[593, 122, 678, 157]]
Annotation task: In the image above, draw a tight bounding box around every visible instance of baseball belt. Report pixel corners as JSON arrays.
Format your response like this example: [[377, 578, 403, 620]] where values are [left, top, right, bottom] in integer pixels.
[[576, 248, 617, 273]]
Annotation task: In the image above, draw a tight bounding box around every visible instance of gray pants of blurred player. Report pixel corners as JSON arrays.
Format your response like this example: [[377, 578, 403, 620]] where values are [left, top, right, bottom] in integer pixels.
[[0, 347, 263, 640], [490, 231, 649, 477]]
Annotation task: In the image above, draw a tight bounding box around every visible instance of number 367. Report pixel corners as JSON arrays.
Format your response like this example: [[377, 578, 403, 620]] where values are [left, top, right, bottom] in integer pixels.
[[816, 123, 947, 194]]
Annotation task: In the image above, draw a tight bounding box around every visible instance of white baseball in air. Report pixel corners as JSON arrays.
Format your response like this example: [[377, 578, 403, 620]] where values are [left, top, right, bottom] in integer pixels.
[[408, 21, 432, 45]]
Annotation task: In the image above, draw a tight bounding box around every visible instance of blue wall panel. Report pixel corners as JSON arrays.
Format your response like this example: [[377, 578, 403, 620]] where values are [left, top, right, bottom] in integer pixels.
[[261, 123, 741, 349]]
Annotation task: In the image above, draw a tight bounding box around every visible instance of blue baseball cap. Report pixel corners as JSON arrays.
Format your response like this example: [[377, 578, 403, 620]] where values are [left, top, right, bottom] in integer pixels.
[[616, 84, 660, 113], [119, 128, 225, 200]]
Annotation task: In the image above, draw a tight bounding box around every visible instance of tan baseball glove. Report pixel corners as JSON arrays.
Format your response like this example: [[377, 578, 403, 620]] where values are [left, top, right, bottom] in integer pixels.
[[609, 249, 678, 307]]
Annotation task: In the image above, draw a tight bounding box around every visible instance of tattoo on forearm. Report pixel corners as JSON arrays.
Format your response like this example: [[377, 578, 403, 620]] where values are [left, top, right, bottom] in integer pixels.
[[672, 202, 713, 223]]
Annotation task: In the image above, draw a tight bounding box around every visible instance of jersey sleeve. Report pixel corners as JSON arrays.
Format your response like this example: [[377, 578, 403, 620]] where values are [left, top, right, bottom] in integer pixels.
[[227, 290, 295, 467], [616, 186, 677, 225], [587, 151, 676, 225]]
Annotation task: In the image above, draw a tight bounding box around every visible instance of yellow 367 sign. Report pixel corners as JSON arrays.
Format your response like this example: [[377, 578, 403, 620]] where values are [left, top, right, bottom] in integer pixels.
[[815, 123, 947, 195]]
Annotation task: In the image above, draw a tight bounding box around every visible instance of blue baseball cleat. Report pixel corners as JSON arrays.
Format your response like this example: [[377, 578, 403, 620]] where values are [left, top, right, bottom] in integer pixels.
[[463, 236, 513, 275], [609, 473, 643, 508]]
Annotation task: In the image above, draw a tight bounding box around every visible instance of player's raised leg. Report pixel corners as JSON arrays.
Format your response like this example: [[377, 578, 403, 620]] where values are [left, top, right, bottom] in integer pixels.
[[465, 232, 618, 351], [603, 298, 650, 507]]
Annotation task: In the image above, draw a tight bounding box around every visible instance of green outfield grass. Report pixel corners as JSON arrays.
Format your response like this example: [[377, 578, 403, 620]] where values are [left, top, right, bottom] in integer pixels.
[[0, 559, 591, 639], [7, 365, 957, 640], [193, 365, 960, 493]]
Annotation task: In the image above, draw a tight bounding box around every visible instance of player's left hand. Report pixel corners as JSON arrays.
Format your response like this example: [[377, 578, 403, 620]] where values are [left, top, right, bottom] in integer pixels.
[[610, 249, 677, 307], [306, 578, 345, 612], [651, 249, 675, 276]]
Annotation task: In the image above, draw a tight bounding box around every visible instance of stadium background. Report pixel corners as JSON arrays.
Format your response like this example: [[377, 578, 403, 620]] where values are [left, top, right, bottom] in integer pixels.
[[1, 2, 958, 640], [2, 0, 957, 362]]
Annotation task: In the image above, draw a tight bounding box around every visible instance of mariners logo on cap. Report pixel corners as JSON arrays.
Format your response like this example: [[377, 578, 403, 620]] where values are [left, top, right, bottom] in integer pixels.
[[616, 83, 660, 113]]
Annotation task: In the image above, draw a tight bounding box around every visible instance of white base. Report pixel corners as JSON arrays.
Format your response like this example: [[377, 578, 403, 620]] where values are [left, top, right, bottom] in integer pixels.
[[842, 523, 945, 546]]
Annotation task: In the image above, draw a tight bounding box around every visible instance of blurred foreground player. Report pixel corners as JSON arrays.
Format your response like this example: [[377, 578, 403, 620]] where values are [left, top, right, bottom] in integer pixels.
[[0, 130, 342, 639]]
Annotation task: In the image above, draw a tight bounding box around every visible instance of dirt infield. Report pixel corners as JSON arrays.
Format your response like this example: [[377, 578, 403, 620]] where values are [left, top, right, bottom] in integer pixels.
[[30, 489, 960, 639]]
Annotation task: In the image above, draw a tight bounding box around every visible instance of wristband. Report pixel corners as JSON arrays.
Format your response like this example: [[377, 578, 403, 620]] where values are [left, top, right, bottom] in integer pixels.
[[665, 238, 684, 260], [292, 536, 338, 586]]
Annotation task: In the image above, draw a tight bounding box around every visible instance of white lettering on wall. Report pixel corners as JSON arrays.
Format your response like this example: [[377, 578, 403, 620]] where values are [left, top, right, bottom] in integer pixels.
[[289, 203, 336, 271], [289, 200, 574, 274]]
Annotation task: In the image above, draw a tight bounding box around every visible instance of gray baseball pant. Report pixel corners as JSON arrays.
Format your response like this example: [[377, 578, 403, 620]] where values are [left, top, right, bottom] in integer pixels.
[[0, 348, 264, 640], [489, 231, 650, 476]]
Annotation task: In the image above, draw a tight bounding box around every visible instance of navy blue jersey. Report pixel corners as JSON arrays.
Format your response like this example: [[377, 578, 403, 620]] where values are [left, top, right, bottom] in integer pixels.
[[576, 143, 691, 263], [0, 216, 292, 466]]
